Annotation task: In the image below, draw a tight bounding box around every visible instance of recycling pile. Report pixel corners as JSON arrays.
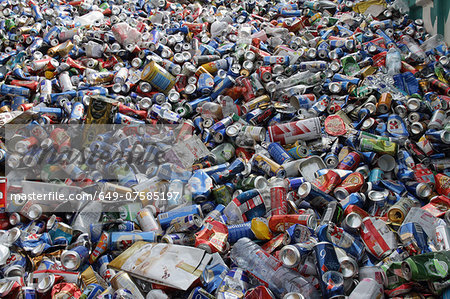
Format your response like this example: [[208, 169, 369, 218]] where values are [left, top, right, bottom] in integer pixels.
[[0, 0, 449, 298]]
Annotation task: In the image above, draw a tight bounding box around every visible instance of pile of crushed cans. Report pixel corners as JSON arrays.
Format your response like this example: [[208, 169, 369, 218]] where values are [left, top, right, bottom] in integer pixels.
[[0, 0, 449, 297]]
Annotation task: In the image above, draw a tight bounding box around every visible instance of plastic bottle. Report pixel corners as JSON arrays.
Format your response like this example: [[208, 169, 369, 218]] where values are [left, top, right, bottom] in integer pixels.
[[230, 238, 320, 298], [399, 35, 426, 63], [73, 11, 104, 27], [386, 48, 402, 76], [197, 102, 223, 120]]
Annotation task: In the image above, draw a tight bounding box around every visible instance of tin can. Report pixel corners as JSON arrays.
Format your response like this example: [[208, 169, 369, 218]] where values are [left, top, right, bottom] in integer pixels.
[[162, 233, 196, 245], [79, 283, 105, 299], [267, 142, 293, 165], [252, 154, 286, 178], [227, 222, 256, 243], [268, 117, 321, 144], [168, 214, 203, 233], [61, 245, 89, 271], [141, 61, 176, 94], [387, 196, 418, 223], [337, 152, 362, 171], [109, 231, 158, 251], [360, 217, 398, 259], [110, 271, 144, 299], [157, 204, 202, 229], [137, 207, 162, 234], [269, 213, 317, 232]]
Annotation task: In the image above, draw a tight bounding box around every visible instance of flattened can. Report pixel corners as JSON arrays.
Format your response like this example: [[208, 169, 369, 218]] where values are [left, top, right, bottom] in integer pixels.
[[267, 117, 321, 145]]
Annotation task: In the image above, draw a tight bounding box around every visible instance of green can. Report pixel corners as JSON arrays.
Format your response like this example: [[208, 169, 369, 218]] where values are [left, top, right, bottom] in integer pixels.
[[212, 185, 233, 206], [118, 202, 143, 223], [235, 174, 268, 191], [341, 55, 360, 77], [381, 262, 408, 290], [359, 137, 398, 156], [401, 251, 450, 281]]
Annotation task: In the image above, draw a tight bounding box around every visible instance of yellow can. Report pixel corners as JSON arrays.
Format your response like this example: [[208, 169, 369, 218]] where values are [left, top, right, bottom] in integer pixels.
[[141, 61, 176, 95]]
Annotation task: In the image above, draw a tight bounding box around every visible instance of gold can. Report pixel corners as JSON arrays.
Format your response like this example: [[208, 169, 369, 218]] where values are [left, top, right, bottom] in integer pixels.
[[48, 40, 74, 57], [141, 61, 176, 95], [376, 92, 392, 114], [387, 196, 418, 224]]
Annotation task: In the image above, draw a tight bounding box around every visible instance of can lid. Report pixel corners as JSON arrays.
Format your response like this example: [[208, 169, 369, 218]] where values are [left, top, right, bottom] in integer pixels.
[[339, 256, 358, 278], [283, 292, 305, 299], [4, 265, 25, 277], [37, 274, 56, 294], [61, 249, 81, 270], [279, 245, 301, 268], [297, 182, 311, 199], [334, 187, 349, 201]]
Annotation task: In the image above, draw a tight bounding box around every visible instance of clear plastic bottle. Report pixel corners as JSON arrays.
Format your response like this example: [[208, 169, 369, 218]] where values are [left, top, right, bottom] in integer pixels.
[[385, 48, 402, 76], [197, 102, 223, 120], [420, 34, 445, 53], [230, 238, 320, 298], [399, 35, 426, 63]]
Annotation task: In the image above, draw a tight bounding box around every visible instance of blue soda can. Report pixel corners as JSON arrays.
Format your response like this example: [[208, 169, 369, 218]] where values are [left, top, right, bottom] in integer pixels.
[[43, 26, 61, 44], [332, 73, 360, 85], [298, 182, 336, 205], [202, 163, 230, 176], [202, 262, 229, 293], [224, 189, 267, 223], [210, 75, 235, 100], [11, 96, 28, 110], [31, 107, 64, 120], [69, 102, 84, 124], [313, 241, 343, 298], [381, 179, 406, 195], [109, 231, 158, 251], [80, 283, 105, 299], [197, 72, 215, 95], [318, 41, 330, 59], [285, 177, 306, 191], [166, 26, 189, 35], [285, 223, 313, 244], [211, 158, 245, 184], [186, 96, 211, 112], [227, 222, 255, 243], [158, 204, 203, 229], [267, 142, 293, 164], [316, 223, 365, 261], [398, 222, 430, 255], [61, 245, 89, 270], [263, 56, 289, 65], [0, 84, 30, 97], [114, 112, 145, 124], [1, 251, 27, 274], [189, 170, 213, 201], [340, 193, 365, 210]]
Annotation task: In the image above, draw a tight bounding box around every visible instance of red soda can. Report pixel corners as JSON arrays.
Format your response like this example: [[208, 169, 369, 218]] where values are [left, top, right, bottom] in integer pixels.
[[344, 204, 370, 219], [333, 172, 365, 200], [10, 79, 39, 91], [372, 51, 387, 67], [312, 170, 342, 194], [337, 151, 362, 171], [435, 173, 450, 196], [270, 179, 288, 216], [195, 220, 229, 254], [269, 213, 317, 232], [257, 66, 272, 83], [422, 195, 450, 218]]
